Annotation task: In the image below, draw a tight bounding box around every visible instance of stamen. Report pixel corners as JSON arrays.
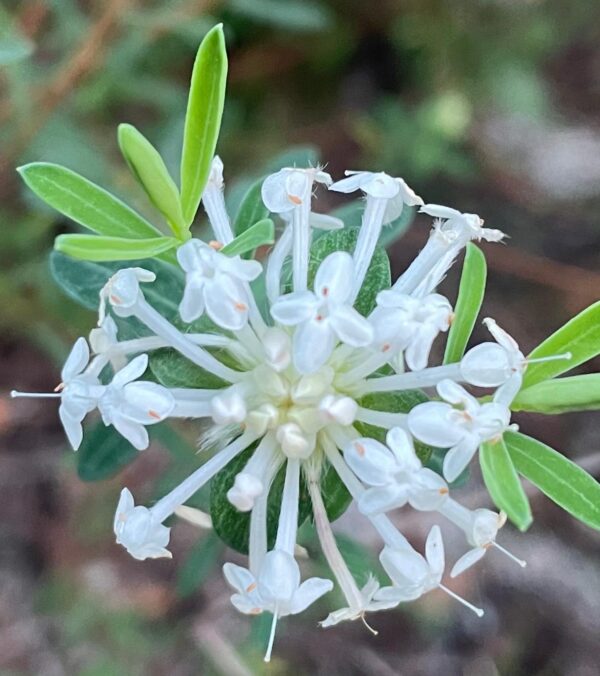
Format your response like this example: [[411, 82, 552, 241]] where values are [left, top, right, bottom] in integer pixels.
[[355, 442, 366, 457], [246, 582, 257, 592], [360, 614, 379, 636], [288, 194, 302, 205], [439, 584, 484, 617], [148, 410, 161, 420], [208, 240, 223, 250], [10, 390, 61, 399], [234, 302, 248, 312], [264, 610, 279, 663], [492, 542, 526, 568], [54, 382, 65, 392]]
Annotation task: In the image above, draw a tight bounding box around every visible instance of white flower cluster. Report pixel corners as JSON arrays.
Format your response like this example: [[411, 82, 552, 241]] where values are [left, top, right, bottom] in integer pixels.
[[14, 158, 565, 661]]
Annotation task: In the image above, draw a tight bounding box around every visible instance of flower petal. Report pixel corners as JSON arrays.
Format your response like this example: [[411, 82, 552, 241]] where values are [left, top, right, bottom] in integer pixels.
[[408, 469, 449, 511], [61, 337, 90, 382], [442, 436, 479, 482], [330, 306, 374, 347], [460, 343, 511, 387], [450, 547, 486, 578], [59, 404, 84, 450], [122, 382, 175, 423], [385, 428, 421, 470], [358, 485, 409, 515], [405, 322, 439, 371], [111, 354, 148, 388], [293, 319, 335, 374], [290, 577, 333, 614], [419, 204, 461, 220], [314, 251, 354, 303], [329, 173, 368, 194], [345, 437, 397, 486], [437, 379, 478, 407], [270, 291, 318, 325], [425, 525, 445, 577], [408, 402, 464, 447], [179, 274, 205, 323], [111, 414, 150, 450], [223, 562, 257, 595]]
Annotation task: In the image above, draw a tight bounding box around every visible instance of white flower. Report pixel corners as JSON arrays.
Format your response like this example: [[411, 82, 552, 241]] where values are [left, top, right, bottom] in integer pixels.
[[330, 170, 423, 224], [408, 379, 513, 482], [270, 251, 374, 373], [11, 338, 104, 451], [374, 525, 484, 616], [438, 503, 525, 577], [99, 354, 175, 450], [89, 316, 128, 371], [420, 204, 505, 244], [320, 576, 397, 628], [177, 239, 262, 330], [210, 388, 247, 425], [224, 549, 333, 661], [460, 317, 525, 388], [113, 488, 172, 560], [99, 267, 156, 322], [345, 428, 449, 515], [261, 168, 332, 213], [375, 525, 445, 604], [372, 291, 452, 370]]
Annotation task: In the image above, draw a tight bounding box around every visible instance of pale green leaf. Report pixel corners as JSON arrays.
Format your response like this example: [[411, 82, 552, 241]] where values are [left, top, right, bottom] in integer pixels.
[[523, 301, 600, 387], [505, 431, 600, 530], [19, 162, 162, 239], [444, 243, 487, 364], [233, 178, 269, 236], [512, 374, 600, 413], [55, 234, 177, 262], [118, 123, 186, 238], [221, 218, 274, 257], [480, 437, 532, 531], [180, 24, 228, 226]]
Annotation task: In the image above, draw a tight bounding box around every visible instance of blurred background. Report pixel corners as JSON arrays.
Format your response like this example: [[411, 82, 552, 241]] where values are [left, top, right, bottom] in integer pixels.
[[1, 1, 600, 674]]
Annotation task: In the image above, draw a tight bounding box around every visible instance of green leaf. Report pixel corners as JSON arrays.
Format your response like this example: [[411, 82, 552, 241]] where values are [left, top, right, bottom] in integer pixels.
[[512, 374, 600, 413], [355, 389, 433, 464], [221, 218, 274, 257], [18, 163, 162, 239], [443, 243, 487, 364], [118, 123, 186, 238], [54, 234, 177, 262], [233, 177, 269, 236], [480, 437, 532, 531], [210, 446, 350, 554], [522, 301, 600, 388], [77, 423, 138, 481], [149, 348, 227, 390], [180, 24, 228, 226], [176, 533, 222, 598], [308, 227, 391, 316], [505, 431, 600, 530]]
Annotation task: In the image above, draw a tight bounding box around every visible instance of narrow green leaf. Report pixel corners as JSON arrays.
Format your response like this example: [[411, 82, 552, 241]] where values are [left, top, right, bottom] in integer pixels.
[[444, 243, 487, 364], [18, 162, 162, 238], [221, 218, 274, 257], [77, 423, 138, 481], [149, 348, 227, 390], [308, 227, 391, 316], [233, 177, 269, 236], [180, 24, 228, 226], [523, 301, 600, 388], [512, 374, 600, 413], [505, 431, 600, 530], [118, 123, 186, 238], [55, 234, 177, 262], [480, 437, 532, 531]]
